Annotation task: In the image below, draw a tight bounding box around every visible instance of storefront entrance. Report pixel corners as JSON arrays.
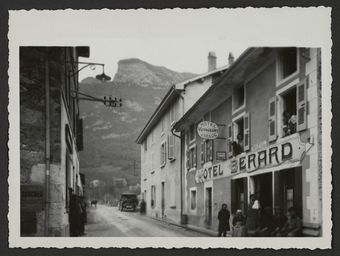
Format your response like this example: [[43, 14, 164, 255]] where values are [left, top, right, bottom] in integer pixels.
[[231, 178, 248, 214], [205, 187, 212, 226], [274, 167, 302, 217], [253, 172, 273, 210]]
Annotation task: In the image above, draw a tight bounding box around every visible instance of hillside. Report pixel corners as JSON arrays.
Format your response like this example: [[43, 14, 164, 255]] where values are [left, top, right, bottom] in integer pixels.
[[79, 59, 196, 190]]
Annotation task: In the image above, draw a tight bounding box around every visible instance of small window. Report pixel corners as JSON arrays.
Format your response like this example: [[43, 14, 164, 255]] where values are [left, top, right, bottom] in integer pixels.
[[233, 84, 245, 111], [168, 135, 176, 161], [189, 123, 196, 141], [144, 139, 147, 151], [160, 142, 166, 167], [278, 48, 298, 81], [190, 189, 197, 210], [187, 146, 197, 170]]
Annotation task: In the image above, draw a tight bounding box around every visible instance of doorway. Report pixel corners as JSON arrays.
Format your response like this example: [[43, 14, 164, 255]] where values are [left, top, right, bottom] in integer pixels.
[[253, 172, 273, 210], [161, 182, 165, 218], [231, 178, 248, 215], [205, 187, 212, 226]]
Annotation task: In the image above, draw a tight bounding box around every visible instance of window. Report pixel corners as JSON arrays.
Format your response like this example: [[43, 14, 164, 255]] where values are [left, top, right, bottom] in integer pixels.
[[229, 113, 250, 157], [190, 189, 197, 210], [278, 47, 298, 81], [233, 84, 245, 111], [144, 139, 147, 151], [189, 123, 196, 142], [168, 134, 176, 161], [201, 140, 214, 164], [186, 146, 197, 170], [274, 79, 307, 140], [151, 185, 156, 208], [160, 142, 166, 167]]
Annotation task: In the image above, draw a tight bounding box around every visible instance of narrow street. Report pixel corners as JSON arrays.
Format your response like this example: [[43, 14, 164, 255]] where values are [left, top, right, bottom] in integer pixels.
[[84, 204, 210, 237]]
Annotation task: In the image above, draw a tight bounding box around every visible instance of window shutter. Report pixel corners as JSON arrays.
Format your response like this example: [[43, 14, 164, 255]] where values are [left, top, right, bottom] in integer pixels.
[[209, 140, 214, 161], [201, 140, 205, 165], [164, 142, 166, 165], [244, 112, 250, 151], [168, 135, 175, 160], [268, 96, 277, 142], [193, 145, 197, 168], [297, 79, 307, 131], [227, 123, 233, 158], [186, 149, 190, 170]]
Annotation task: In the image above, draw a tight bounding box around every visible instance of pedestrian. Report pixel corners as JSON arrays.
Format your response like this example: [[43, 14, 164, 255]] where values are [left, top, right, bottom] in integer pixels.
[[232, 209, 246, 237], [245, 194, 260, 237], [278, 207, 302, 237], [217, 203, 231, 237], [271, 206, 287, 236], [140, 199, 146, 215]]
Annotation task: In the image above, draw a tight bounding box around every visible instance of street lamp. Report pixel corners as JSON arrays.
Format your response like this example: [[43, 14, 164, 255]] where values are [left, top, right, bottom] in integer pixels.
[[67, 61, 122, 107]]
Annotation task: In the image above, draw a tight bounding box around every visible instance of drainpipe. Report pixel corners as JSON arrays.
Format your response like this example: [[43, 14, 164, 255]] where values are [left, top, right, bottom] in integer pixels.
[[171, 87, 185, 223], [44, 49, 50, 236]]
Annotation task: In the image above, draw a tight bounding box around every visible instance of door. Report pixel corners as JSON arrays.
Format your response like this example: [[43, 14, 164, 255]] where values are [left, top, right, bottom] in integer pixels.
[[205, 187, 212, 225], [253, 172, 273, 210], [161, 182, 165, 217]]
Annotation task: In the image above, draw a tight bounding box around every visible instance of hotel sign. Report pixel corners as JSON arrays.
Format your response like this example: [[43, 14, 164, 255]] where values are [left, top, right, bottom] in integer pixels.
[[231, 134, 307, 173], [195, 162, 229, 183], [197, 121, 219, 140], [195, 134, 307, 183]]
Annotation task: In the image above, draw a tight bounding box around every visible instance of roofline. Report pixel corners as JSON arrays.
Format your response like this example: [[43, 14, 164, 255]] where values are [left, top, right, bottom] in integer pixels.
[[174, 47, 258, 131], [135, 64, 230, 144]]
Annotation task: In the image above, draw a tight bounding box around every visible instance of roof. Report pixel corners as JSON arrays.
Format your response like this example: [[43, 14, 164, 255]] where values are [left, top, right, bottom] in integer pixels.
[[135, 64, 230, 144], [174, 47, 269, 131]]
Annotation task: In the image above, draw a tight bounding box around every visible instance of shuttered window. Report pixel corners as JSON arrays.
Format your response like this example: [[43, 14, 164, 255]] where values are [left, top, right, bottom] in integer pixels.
[[168, 135, 175, 160], [187, 146, 197, 170], [160, 142, 166, 167], [227, 123, 233, 158], [243, 113, 250, 151], [201, 140, 205, 165], [297, 79, 307, 131], [268, 96, 277, 141]]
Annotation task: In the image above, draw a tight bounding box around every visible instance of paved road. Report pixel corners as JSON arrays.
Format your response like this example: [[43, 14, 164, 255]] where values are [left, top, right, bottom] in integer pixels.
[[84, 204, 208, 237]]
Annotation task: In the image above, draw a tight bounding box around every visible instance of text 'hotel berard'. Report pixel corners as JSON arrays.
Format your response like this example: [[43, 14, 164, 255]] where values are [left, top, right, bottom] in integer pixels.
[[136, 47, 322, 237]]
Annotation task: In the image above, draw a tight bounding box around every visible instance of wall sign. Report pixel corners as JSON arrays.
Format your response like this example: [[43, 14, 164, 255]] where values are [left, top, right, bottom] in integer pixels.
[[216, 151, 227, 160], [197, 121, 219, 140], [195, 162, 229, 183], [231, 134, 307, 173]]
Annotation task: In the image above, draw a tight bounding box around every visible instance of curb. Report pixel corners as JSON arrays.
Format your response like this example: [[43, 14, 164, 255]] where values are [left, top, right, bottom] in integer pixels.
[[150, 216, 216, 237]]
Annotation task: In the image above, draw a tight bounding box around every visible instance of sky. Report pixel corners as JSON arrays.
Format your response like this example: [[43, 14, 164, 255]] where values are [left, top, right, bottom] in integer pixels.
[[9, 8, 331, 80]]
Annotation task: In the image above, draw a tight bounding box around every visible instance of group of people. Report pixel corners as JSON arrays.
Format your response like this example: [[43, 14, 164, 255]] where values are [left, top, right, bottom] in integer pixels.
[[217, 194, 302, 237], [69, 193, 87, 237]]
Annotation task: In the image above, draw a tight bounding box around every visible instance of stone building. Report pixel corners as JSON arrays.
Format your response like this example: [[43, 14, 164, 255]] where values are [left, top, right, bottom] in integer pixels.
[[136, 52, 231, 223], [20, 46, 89, 236], [174, 47, 322, 236]]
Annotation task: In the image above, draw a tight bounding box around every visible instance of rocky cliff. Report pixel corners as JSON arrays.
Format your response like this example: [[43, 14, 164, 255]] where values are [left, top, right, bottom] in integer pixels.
[[79, 59, 196, 187]]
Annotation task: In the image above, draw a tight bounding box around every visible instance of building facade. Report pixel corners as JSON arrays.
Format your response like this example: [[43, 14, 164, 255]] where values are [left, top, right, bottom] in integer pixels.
[[174, 47, 322, 236], [136, 53, 230, 223], [20, 47, 88, 236]]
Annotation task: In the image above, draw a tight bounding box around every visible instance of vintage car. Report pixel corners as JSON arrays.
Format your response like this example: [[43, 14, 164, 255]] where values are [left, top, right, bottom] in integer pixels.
[[118, 193, 138, 212]]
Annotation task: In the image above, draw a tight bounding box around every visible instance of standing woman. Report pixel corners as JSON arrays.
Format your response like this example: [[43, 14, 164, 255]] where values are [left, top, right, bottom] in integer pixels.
[[217, 203, 231, 237], [245, 194, 260, 236]]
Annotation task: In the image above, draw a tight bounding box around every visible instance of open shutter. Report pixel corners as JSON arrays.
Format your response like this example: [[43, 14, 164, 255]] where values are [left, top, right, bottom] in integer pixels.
[[186, 149, 190, 170], [209, 140, 214, 161], [268, 96, 277, 142], [193, 146, 197, 168], [201, 140, 205, 165], [168, 135, 175, 160], [227, 123, 233, 158], [243, 113, 250, 151], [297, 79, 307, 131]]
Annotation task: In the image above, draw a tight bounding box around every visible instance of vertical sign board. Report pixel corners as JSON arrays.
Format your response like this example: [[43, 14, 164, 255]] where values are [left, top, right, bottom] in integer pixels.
[[21, 184, 44, 211]]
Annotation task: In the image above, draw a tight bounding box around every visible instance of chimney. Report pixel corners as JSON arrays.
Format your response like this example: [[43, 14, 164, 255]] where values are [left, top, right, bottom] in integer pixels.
[[228, 52, 234, 65], [208, 51, 217, 72]]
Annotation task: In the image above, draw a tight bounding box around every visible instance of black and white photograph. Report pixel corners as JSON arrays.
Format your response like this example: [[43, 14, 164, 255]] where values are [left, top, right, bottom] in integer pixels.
[[8, 7, 332, 248]]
